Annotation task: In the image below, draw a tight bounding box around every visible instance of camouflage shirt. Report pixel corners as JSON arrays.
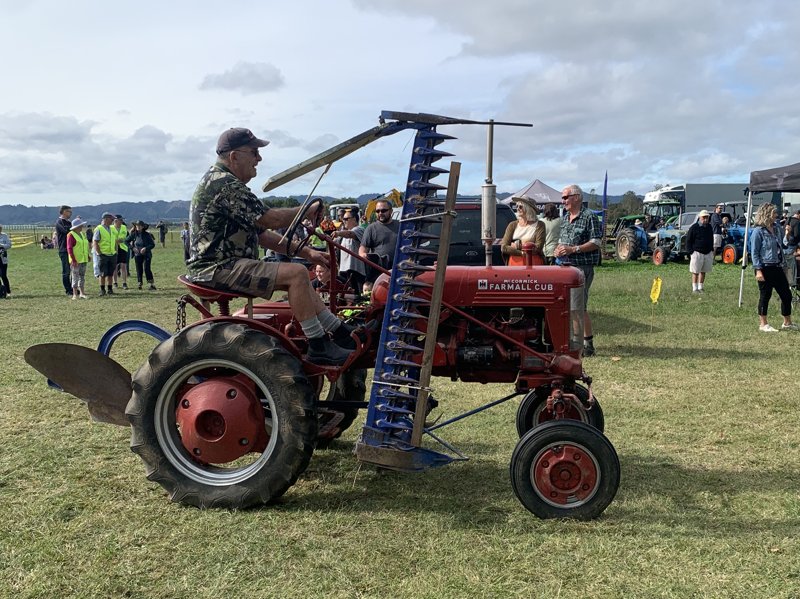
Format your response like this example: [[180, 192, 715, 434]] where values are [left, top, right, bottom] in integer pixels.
[[187, 162, 266, 281]]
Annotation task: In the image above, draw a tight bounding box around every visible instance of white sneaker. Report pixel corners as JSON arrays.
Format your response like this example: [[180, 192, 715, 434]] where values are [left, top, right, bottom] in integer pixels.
[[759, 324, 778, 332], [781, 323, 799, 331]]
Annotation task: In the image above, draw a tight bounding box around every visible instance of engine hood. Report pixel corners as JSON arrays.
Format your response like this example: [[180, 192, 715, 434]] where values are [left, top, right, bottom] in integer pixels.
[[372, 265, 584, 307]]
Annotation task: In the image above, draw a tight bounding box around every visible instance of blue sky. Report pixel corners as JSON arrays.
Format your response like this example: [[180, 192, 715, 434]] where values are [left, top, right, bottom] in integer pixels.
[[1, 0, 798, 207]]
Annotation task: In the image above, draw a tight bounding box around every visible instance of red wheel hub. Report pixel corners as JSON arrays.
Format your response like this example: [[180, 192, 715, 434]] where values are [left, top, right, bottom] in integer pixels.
[[538, 400, 585, 425], [723, 246, 736, 264], [175, 375, 268, 464], [533, 443, 598, 505]]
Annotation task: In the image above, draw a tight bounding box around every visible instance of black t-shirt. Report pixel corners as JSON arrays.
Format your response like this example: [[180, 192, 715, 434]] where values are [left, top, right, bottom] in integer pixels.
[[788, 217, 800, 245]]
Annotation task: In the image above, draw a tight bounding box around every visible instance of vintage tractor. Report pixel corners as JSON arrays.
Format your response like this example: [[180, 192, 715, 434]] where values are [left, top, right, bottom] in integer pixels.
[[614, 224, 689, 265], [25, 111, 620, 520]]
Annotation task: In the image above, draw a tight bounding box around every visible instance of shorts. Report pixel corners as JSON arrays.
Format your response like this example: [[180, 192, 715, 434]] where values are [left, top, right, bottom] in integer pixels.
[[117, 248, 130, 265], [574, 264, 595, 308], [209, 258, 278, 298], [70, 262, 87, 288], [99, 254, 116, 277], [713, 234, 723, 250], [689, 251, 713, 274]]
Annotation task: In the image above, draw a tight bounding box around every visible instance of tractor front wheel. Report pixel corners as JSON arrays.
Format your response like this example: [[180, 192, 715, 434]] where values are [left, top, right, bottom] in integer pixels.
[[652, 246, 670, 265], [515, 384, 604, 436], [722, 244, 738, 264], [316, 368, 366, 449], [126, 322, 316, 509], [510, 421, 620, 520]]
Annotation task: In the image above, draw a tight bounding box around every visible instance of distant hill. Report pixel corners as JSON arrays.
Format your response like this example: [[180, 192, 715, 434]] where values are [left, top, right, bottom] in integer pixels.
[[0, 192, 626, 225]]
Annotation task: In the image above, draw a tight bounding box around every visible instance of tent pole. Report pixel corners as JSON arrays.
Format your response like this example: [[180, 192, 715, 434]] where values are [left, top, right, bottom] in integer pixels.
[[738, 191, 753, 307]]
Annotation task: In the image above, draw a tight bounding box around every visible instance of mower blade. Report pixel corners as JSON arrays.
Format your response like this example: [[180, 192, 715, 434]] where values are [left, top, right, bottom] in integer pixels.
[[24, 343, 132, 427]]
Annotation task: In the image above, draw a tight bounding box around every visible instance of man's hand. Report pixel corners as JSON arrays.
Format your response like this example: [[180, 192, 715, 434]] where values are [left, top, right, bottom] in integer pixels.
[[304, 248, 330, 268], [308, 199, 325, 227], [755, 270, 765, 282]]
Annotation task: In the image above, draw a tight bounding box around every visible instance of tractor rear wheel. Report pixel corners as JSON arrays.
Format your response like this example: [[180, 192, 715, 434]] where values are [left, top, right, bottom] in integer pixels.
[[126, 322, 316, 509], [515, 384, 604, 436], [722, 244, 738, 264], [614, 228, 641, 262], [316, 368, 366, 449], [652, 246, 669, 265], [510, 421, 620, 520]]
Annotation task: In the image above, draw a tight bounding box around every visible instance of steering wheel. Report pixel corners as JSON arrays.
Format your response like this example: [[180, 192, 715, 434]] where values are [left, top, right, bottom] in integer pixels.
[[282, 199, 324, 258]]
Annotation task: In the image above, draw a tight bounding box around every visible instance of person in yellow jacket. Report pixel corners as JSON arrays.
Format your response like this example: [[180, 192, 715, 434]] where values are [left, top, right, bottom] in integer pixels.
[[67, 218, 91, 299], [112, 214, 129, 289], [93, 212, 117, 296]]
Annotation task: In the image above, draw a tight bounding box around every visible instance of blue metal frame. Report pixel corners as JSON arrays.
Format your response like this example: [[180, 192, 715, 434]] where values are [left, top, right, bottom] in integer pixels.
[[357, 121, 456, 469], [96, 320, 172, 356], [47, 320, 171, 391]]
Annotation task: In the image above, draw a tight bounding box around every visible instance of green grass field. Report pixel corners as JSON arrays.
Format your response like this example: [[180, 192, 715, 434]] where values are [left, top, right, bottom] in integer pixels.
[[2, 243, 799, 598]]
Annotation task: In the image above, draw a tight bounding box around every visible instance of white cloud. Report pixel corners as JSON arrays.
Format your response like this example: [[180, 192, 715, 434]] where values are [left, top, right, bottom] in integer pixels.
[[2, 0, 800, 207], [199, 62, 285, 95]]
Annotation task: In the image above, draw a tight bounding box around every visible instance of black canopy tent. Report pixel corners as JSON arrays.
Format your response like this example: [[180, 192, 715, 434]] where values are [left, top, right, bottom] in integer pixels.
[[748, 161, 800, 193], [737, 161, 800, 306]]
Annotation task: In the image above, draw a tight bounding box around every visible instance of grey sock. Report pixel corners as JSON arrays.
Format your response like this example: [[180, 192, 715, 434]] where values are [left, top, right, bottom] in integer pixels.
[[300, 317, 325, 339], [317, 309, 342, 333]]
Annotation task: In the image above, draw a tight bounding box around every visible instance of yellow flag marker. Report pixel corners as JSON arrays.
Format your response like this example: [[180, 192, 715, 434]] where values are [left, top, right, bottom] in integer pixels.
[[649, 276, 662, 333], [650, 276, 662, 304]]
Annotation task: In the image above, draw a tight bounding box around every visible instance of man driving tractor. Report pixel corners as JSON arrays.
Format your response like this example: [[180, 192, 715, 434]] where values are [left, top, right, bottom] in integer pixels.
[[186, 127, 354, 365]]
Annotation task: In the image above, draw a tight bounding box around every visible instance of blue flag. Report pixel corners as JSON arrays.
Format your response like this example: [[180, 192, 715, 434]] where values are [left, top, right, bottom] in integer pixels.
[[601, 171, 608, 231]]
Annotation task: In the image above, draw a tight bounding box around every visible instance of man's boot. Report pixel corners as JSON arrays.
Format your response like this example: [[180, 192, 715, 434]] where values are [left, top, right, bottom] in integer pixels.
[[331, 322, 357, 350], [306, 336, 352, 366]]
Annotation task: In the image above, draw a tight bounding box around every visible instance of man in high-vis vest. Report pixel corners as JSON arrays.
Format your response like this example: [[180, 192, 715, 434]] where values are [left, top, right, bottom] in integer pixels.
[[67, 218, 91, 299], [93, 212, 117, 296], [112, 214, 129, 289]]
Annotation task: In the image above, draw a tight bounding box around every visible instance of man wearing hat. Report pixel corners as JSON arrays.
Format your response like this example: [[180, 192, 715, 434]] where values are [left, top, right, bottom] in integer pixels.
[[555, 184, 602, 357], [686, 210, 714, 293], [67, 218, 91, 299], [187, 127, 355, 366], [128, 220, 157, 290], [93, 212, 117, 296]]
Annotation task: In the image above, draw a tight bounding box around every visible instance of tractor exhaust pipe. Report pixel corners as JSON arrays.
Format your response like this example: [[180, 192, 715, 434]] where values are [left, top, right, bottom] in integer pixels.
[[482, 120, 496, 268]]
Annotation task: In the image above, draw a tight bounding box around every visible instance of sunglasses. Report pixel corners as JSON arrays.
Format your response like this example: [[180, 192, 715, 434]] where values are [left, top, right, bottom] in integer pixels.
[[561, 193, 578, 200], [235, 148, 260, 158], [375, 209, 390, 214]]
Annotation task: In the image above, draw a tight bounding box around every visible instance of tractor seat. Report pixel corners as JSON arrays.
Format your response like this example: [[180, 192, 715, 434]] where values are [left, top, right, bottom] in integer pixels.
[[178, 275, 256, 317]]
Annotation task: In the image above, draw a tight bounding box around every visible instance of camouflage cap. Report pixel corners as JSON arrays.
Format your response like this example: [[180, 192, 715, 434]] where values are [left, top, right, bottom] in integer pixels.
[[216, 128, 270, 155]]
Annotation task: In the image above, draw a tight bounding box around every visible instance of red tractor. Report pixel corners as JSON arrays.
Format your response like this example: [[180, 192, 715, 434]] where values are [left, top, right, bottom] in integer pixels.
[[26, 112, 619, 520]]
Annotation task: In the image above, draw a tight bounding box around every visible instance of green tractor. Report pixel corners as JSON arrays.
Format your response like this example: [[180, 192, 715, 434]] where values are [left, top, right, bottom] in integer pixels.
[[607, 200, 682, 261]]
